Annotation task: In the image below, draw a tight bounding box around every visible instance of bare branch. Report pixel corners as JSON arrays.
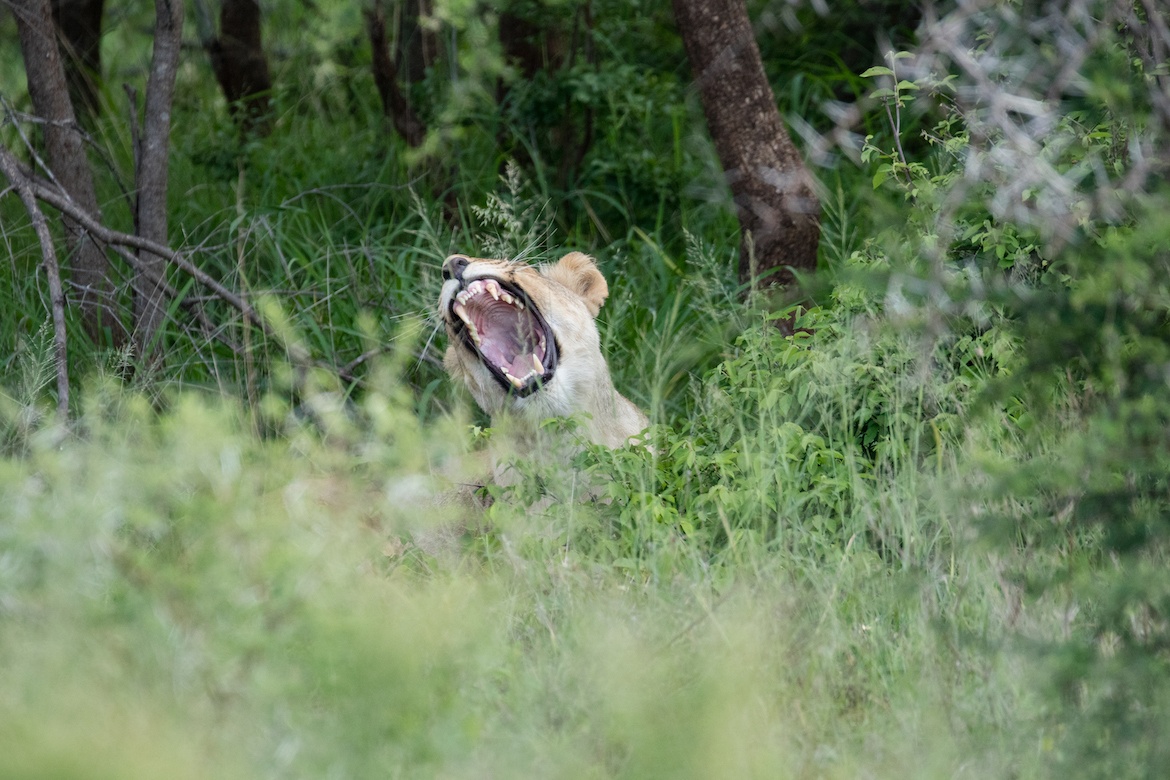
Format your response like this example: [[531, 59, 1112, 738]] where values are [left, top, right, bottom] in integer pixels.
[[4, 103, 138, 218]]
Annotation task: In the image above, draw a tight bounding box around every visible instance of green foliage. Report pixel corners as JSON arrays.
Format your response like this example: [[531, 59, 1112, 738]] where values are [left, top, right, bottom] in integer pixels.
[[0, 372, 1031, 779], [856, 17, 1170, 777]]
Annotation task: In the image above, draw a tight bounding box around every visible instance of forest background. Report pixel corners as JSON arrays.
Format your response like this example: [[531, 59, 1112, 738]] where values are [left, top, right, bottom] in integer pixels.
[[2, 0, 1169, 777]]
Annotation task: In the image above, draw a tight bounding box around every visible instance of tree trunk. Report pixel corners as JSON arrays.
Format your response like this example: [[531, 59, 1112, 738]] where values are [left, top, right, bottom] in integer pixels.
[[50, 0, 105, 121], [672, 0, 820, 290], [396, 0, 436, 85], [367, 0, 426, 147], [14, 0, 124, 345], [132, 0, 184, 360], [499, 7, 567, 81], [496, 1, 594, 187], [205, 0, 272, 135]]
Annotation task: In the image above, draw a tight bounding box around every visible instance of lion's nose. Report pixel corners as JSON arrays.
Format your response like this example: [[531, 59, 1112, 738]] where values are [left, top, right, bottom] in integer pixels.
[[442, 254, 470, 282]]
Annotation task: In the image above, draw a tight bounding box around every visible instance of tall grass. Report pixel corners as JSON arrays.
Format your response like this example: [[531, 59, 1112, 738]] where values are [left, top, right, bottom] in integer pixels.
[[0, 120, 1050, 773], [0, 358, 1045, 778]]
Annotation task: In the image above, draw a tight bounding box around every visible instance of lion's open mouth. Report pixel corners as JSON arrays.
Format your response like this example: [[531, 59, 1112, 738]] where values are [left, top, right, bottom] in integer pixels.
[[449, 277, 557, 397]]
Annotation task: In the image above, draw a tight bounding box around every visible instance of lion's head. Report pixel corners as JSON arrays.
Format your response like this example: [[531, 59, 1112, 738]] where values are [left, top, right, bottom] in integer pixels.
[[438, 251, 646, 449]]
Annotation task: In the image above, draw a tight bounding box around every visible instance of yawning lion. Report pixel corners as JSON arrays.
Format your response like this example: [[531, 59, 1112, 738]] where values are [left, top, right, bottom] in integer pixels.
[[438, 251, 648, 473]]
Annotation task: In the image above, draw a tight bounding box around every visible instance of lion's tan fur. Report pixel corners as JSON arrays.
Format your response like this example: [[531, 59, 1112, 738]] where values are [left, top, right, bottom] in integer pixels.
[[439, 252, 648, 481]]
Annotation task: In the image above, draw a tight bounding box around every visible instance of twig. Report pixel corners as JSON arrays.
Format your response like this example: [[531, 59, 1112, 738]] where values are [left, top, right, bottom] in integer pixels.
[[0, 143, 70, 420], [339, 345, 392, 377], [2, 102, 137, 220]]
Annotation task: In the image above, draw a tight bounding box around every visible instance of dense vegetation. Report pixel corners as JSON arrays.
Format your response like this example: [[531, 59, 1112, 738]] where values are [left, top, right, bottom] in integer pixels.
[[2, 0, 1169, 777]]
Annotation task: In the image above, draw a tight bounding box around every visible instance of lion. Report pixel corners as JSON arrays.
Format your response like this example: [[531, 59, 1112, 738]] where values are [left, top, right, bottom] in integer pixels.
[[438, 251, 648, 482]]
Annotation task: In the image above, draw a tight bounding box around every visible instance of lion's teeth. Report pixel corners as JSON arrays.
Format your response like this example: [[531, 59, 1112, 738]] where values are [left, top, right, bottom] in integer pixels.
[[486, 280, 500, 301], [532, 355, 544, 374], [500, 291, 514, 305], [453, 301, 469, 322], [505, 371, 525, 388], [467, 322, 480, 344]]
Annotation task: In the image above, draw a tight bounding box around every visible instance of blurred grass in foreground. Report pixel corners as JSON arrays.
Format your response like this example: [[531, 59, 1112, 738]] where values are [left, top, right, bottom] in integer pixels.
[[1, 365, 1042, 779]]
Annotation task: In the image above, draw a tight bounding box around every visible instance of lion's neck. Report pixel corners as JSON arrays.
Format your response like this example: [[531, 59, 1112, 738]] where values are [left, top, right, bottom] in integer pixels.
[[497, 372, 646, 450]]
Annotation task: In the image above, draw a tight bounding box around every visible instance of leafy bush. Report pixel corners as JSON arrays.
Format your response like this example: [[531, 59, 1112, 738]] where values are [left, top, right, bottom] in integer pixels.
[[857, 8, 1170, 775]]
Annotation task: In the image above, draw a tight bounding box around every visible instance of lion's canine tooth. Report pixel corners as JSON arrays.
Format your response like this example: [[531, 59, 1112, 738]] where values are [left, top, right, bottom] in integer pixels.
[[486, 280, 501, 301], [505, 371, 524, 389], [532, 355, 544, 374], [453, 301, 469, 322]]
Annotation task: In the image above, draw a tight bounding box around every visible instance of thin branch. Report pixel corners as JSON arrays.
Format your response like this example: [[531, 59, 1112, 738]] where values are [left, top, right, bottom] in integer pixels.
[[5, 103, 138, 218], [22, 170, 274, 337], [0, 143, 70, 420]]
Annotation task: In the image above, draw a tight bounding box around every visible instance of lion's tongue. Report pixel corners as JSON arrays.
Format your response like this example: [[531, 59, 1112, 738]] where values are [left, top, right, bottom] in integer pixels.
[[506, 353, 537, 378], [475, 301, 540, 378]]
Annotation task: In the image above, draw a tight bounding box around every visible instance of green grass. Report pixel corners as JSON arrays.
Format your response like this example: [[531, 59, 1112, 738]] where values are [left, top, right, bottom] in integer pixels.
[[0, 206, 1064, 776], [0, 372, 1046, 779], [0, 134, 1052, 773]]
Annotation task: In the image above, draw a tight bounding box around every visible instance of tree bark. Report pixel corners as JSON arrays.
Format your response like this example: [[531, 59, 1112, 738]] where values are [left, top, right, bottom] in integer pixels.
[[499, 6, 567, 81], [366, 0, 426, 147], [396, 0, 436, 85], [205, 0, 272, 135], [132, 0, 184, 359], [14, 0, 124, 345], [672, 0, 820, 290], [50, 0, 105, 121], [496, 1, 594, 187]]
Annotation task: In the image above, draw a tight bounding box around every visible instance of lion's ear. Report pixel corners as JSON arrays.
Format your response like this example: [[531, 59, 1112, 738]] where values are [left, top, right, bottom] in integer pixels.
[[544, 252, 609, 318]]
